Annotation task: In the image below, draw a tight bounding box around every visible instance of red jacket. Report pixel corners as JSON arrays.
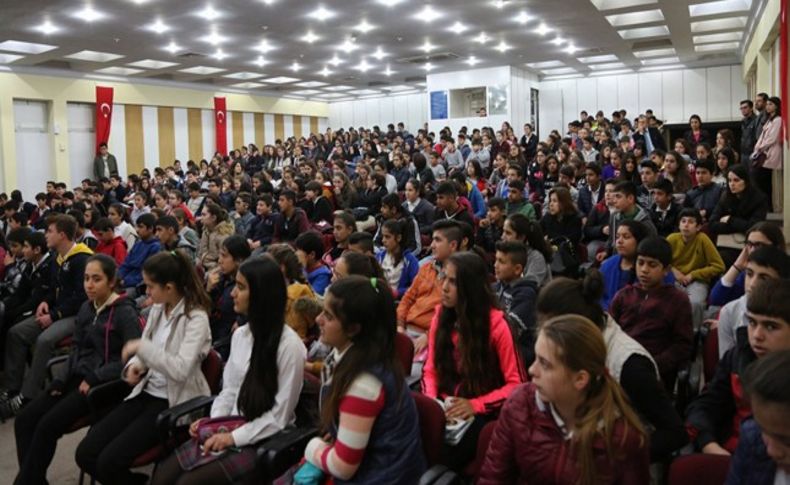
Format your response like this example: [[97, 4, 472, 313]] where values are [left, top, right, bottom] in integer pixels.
[[422, 306, 524, 415], [479, 383, 650, 484], [96, 236, 127, 266]]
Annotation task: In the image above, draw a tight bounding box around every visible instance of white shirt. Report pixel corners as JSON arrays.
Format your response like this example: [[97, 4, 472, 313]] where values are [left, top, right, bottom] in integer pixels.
[[210, 324, 306, 447], [144, 300, 182, 399], [381, 252, 404, 291], [405, 198, 421, 213]]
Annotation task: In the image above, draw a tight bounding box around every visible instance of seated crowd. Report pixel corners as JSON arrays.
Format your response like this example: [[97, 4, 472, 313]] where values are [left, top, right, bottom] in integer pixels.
[[0, 96, 786, 485]]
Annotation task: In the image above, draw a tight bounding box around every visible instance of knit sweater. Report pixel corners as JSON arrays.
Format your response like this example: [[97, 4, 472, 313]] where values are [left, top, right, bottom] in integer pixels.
[[666, 232, 725, 283]]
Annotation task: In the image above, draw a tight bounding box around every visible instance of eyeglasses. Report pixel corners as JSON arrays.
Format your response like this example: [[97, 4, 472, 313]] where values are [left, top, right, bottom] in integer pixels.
[[746, 240, 768, 249]]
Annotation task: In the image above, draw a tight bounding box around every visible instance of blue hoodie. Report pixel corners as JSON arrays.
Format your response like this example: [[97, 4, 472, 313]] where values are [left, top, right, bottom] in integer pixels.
[[466, 182, 487, 219], [376, 250, 419, 298], [118, 237, 161, 288], [306, 265, 332, 296]]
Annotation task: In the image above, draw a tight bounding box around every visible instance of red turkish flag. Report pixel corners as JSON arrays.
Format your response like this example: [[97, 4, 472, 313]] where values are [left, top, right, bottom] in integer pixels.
[[95, 86, 114, 154], [214, 96, 227, 155]]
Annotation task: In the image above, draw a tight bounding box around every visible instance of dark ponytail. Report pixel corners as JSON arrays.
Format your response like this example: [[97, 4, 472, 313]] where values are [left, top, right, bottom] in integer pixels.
[[537, 269, 606, 329], [142, 250, 211, 317], [339, 251, 385, 279]]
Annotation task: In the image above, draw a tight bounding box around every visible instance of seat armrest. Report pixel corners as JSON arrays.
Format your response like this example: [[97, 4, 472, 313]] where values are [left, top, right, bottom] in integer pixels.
[[156, 395, 216, 442], [420, 465, 460, 485], [46, 355, 70, 380], [256, 426, 319, 479], [86, 379, 133, 414]]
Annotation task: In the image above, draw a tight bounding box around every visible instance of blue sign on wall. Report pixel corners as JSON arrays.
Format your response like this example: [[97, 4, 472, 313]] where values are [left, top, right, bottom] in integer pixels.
[[430, 91, 448, 120]]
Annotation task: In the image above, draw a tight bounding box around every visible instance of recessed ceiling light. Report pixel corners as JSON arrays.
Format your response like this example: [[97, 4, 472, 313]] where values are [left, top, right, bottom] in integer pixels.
[[474, 33, 490, 44], [535, 23, 553, 35], [308, 6, 335, 21], [590, 0, 657, 10], [640, 64, 684, 72], [95, 66, 143, 75], [338, 39, 359, 52], [541, 67, 578, 75], [348, 89, 381, 95], [292, 89, 322, 95], [203, 31, 228, 45], [372, 47, 388, 60], [527, 60, 565, 68], [605, 9, 664, 27], [163, 41, 182, 54], [263, 76, 300, 83], [689, 0, 752, 17], [354, 59, 373, 72], [328, 54, 344, 66], [375, 0, 406, 5], [413, 5, 442, 22], [130, 0, 151, 4], [422, 62, 434, 71], [253, 39, 275, 54], [290, 62, 302, 72], [515, 11, 531, 24], [147, 19, 170, 34], [316, 92, 347, 99], [34, 20, 60, 35], [495, 41, 512, 52], [565, 43, 579, 54], [694, 42, 740, 52], [127, 59, 179, 69], [493, 0, 507, 8], [693, 32, 743, 44], [252, 55, 268, 67], [301, 31, 320, 43], [178, 65, 226, 75], [419, 40, 437, 52], [589, 68, 633, 77], [323, 85, 353, 91], [355, 20, 375, 33], [319, 66, 333, 76], [196, 6, 221, 20], [448, 21, 468, 33], [0, 40, 57, 54], [74, 6, 105, 22], [260, 0, 275, 4], [551, 36, 566, 45], [578, 54, 619, 63], [633, 47, 676, 58], [0, 53, 24, 64], [224, 71, 262, 80], [690, 17, 747, 32], [465, 56, 480, 66], [382, 85, 413, 92], [384, 65, 395, 76], [618, 25, 670, 39], [640, 56, 680, 65], [589, 62, 626, 70], [65, 50, 125, 62], [295, 81, 328, 87], [230, 82, 264, 89]]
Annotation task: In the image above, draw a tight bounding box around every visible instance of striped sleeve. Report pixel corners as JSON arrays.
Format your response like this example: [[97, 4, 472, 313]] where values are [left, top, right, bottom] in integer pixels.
[[304, 372, 385, 480]]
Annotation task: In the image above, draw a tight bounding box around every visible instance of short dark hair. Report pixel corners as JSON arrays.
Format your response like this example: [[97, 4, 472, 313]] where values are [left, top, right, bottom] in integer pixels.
[[584, 162, 601, 175], [305, 181, 322, 193], [11, 212, 28, 226], [652, 178, 674, 195], [507, 179, 526, 192], [381, 193, 402, 210], [487, 197, 506, 211], [740, 99, 754, 108], [155, 215, 179, 232], [7, 227, 28, 245], [349, 231, 374, 253], [333, 210, 356, 228], [93, 217, 115, 233], [678, 208, 703, 226], [744, 350, 790, 407], [279, 190, 296, 203], [48, 214, 77, 241], [435, 181, 458, 197], [748, 246, 790, 278], [431, 219, 463, 246], [695, 158, 715, 174], [295, 231, 324, 260], [136, 213, 157, 229], [257, 193, 274, 207], [637, 236, 672, 267], [639, 160, 659, 173], [495, 240, 528, 268], [613, 180, 637, 198], [747, 279, 790, 323], [25, 230, 48, 252]]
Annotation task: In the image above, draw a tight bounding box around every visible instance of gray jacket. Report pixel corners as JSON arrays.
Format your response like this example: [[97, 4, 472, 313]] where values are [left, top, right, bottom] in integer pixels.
[[93, 154, 118, 180], [740, 114, 758, 161], [607, 205, 657, 248]]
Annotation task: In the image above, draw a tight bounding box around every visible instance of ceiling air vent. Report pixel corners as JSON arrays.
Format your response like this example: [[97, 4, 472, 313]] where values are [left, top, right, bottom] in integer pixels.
[[397, 52, 461, 64], [177, 52, 206, 59], [145, 73, 175, 81], [404, 76, 426, 83], [33, 60, 72, 69], [697, 52, 739, 61], [631, 39, 673, 50], [368, 81, 389, 87]]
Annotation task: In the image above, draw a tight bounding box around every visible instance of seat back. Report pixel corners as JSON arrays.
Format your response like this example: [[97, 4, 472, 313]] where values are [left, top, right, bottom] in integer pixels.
[[668, 454, 731, 485], [703, 326, 719, 383], [201, 349, 224, 395], [464, 420, 497, 480], [412, 392, 445, 467], [395, 332, 415, 375]]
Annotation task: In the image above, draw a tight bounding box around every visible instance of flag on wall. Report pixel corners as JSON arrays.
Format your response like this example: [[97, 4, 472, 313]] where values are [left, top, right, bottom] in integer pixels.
[[214, 96, 227, 155], [95, 86, 114, 154]]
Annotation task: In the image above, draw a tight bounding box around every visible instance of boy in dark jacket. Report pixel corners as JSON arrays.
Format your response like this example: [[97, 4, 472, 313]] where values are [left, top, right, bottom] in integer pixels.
[[2, 215, 92, 413], [118, 213, 161, 297], [246, 194, 278, 251], [649, 178, 682, 238], [476, 197, 506, 254], [494, 241, 537, 365], [585, 179, 616, 263], [609, 236, 693, 391], [687, 280, 790, 456], [6, 232, 52, 327]]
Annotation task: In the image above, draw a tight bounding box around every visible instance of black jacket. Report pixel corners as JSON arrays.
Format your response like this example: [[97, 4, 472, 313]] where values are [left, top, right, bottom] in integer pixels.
[[8, 253, 53, 324], [47, 244, 93, 320], [578, 183, 605, 217], [495, 278, 537, 365], [709, 188, 769, 235], [649, 202, 683, 238], [540, 212, 583, 246], [684, 183, 723, 220], [633, 127, 667, 151], [477, 221, 505, 254], [583, 202, 610, 242], [403, 199, 435, 235], [247, 213, 279, 247]]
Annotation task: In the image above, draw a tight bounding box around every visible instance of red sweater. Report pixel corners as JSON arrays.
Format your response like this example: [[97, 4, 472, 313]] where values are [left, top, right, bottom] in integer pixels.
[[96, 236, 127, 266], [422, 306, 524, 415]]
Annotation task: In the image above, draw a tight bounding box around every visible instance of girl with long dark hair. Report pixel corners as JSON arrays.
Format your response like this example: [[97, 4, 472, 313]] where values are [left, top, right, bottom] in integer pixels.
[[302, 276, 426, 483], [206, 235, 250, 360], [502, 213, 553, 287], [422, 251, 524, 470], [152, 257, 305, 484]]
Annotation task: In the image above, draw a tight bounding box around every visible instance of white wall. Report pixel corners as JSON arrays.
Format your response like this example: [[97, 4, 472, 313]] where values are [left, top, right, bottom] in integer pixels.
[[328, 92, 427, 135], [14, 99, 54, 200], [67, 102, 95, 185], [538, 65, 747, 135], [510, 67, 541, 133]]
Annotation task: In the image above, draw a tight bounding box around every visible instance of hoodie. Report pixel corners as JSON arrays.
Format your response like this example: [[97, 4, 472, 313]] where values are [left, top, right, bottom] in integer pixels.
[[96, 236, 127, 266], [198, 219, 235, 271], [495, 278, 538, 364], [48, 243, 93, 320], [118, 237, 162, 288]]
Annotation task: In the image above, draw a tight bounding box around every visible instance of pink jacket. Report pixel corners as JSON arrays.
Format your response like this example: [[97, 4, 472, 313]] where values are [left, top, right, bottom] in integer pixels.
[[422, 306, 525, 415], [753, 116, 783, 170]]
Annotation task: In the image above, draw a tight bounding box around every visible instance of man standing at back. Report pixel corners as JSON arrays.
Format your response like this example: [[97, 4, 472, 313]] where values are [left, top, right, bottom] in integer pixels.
[[739, 99, 758, 166], [93, 142, 118, 181]]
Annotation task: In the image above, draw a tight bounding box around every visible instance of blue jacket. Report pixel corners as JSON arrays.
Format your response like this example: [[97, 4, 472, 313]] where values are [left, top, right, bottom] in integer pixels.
[[118, 237, 161, 289], [710, 271, 745, 307], [376, 250, 419, 298], [307, 265, 332, 296], [467, 182, 487, 219], [726, 418, 776, 485]]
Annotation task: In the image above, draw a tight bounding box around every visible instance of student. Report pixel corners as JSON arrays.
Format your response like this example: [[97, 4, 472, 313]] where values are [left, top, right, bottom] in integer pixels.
[[709, 164, 769, 239], [2, 215, 92, 415], [479, 314, 649, 484], [245, 193, 277, 252], [586, 179, 617, 262], [331, 251, 385, 282], [186, 182, 205, 216], [0, 228, 29, 317], [13, 255, 142, 483], [599, 220, 657, 310], [397, 220, 462, 353], [321, 210, 354, 268], [715, 246, 790, 358], [173, 207, 199, 250], [502, 213, 553, 287], [273, 190, 310, 244], [577, 162, 604, 217], [117, 213, 161, 297], [293, 296, 329, 375], [687, 280, 790, 456], [294, 231, 332, 297], [197, 202, 235, 272], [422, 251, 524, 470], [540, 186, 583, 247], [304, 181, 333, 226], [710, 221, 785, 307], [684, 158, 723, 221], [433, 181, 475, 228], [727, 350, 790, 483], [155, 215, 197, 262], [402, 179, 435, 236], [207, 235, 250, 360], [505, 179, 536, 220], [348, 231, 375, 256], [130, 192, 151, 225], [607, 181, 657, 250], [152, 257, 305, 484], [230, 192, 256, 236], [2, 232, 51, 330], [609, 236, 693, 389], [476, 197, 506, 254], [166, 191, 195, 225], [649, 178, 682, 238], [373, 193, 421, 256], [267, 243, 317, 336], [376, 219, 419, 299], [429, 151, 447, 181], [108, 203, 138, 252], [668, 208, 726, 328], [493, 241, 537, 364], [75, 250, 213, 484], [637, 160, 659, 209], [302, 276, 426, 483], [661, 150, 694, 195], [94, 217, 127, 266], [536, 274, 686, 461]]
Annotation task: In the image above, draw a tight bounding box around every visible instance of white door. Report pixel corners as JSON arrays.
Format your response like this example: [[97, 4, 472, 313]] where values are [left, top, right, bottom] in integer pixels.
[[14, 100, 54, 201], [538, 89, 563, 139], [68, 102, 95, 186]]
